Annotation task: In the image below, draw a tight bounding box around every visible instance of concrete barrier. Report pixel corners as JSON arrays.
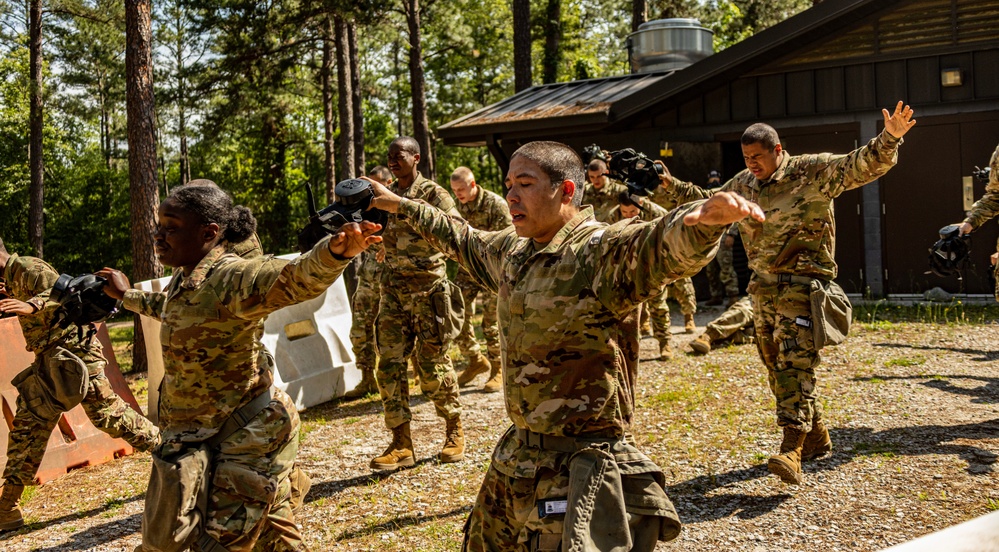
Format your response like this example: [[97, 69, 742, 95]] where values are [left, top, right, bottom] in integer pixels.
[[880, 510, 999, 551], [0, 317, 141, 484], [135, 252, 357, 417]]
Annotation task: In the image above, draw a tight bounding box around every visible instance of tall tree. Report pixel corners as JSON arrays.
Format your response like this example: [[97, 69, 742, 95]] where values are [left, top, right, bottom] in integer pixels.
[[512, 0, 531, 91], [541, 0, 561, 84], [403, 0, 434, 178], [321, 15, 336, 201], [632, 0, 648, 32], [348, 20, 364, 174], [125, 0, 162, 373], [334, 13, 355, 181], [28, 0, 43, 257]]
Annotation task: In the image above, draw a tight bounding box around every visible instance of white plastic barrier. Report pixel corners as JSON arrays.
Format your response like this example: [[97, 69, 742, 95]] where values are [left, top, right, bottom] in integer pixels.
[[135, 252, 358, 420], [879, 510, 999, 552]]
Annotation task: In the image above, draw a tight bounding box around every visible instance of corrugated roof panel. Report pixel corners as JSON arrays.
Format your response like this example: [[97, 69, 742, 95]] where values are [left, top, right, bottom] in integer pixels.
[[442, 73, 670, 129]]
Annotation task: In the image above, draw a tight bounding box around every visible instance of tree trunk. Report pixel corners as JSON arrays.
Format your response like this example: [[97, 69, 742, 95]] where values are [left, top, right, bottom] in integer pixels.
[[28, 0, 43, 258], [405, 0, 434, 179], [125, 0, 163, 374], [334, 15, 355, 181], [632, 0, 648, 32], [512, 0, 532, 92], [348, 21, 364, 175], [541, 0, 561, 84], [322, 16, 336, 202], [176, 10, 190, 186]]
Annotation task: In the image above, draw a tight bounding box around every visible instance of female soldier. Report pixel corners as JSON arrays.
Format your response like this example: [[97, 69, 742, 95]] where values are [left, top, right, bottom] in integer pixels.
[[99, 185, 380, 551]]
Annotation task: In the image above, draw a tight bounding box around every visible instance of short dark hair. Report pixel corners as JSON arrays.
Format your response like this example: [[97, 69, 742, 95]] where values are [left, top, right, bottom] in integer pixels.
[[391, 136, 420, 156], [510, 141, 585, 206], [166, 185, 257, 244], [368, 165, 392, 182], [617, 191, 640, 208], [587, 158, 607, 172], [742, 123, 780, 149]]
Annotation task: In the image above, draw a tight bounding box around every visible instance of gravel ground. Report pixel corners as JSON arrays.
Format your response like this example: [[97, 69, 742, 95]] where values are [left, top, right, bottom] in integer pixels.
[[2, 307, 998, 551]]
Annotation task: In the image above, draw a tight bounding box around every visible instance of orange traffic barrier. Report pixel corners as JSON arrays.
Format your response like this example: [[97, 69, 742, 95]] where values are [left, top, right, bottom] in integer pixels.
[[0, 317, 143, 484]]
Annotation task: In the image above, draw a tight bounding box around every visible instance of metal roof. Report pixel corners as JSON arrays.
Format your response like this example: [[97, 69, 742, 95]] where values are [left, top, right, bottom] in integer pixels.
[[437, 0, 902, 147]]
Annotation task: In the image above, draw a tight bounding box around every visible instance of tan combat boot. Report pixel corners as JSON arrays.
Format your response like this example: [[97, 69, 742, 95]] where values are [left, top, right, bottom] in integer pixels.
[[483, 363, 503, 394], [289, 463, 312, 513], [768, 427, 807, 485], [342, 368, 377, 400], [370, 422, 415, 472], [801, 419, 833, 461], [458, 352, 491, 387], [440, 417, 465, 463], [689, 334, 712, 355], [684, 313, 696, 334], [0, 483, 25, 532], [660, 340, 675, 360]]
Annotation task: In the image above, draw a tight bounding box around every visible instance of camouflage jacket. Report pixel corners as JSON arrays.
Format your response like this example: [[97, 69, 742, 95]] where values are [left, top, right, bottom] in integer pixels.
[[396, 199, 722, 478], [662, 130, 902, 280], [122, 237, 349, 446], [353, 248, 382, 292], [3, 254, 101, 359], [455, 187, 512, 232], [381, 172, 461, 290], [963, 144, 999, 230], [584, 179, 629, 223], [606, 197, 669, 224]]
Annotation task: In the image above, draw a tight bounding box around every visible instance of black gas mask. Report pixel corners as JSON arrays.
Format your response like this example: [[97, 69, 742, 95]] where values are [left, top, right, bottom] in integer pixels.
[[606, 148, 667, 197], [926, 224, 971, 278], [50, 273, 122, 328], [297, 179, 388, 254]]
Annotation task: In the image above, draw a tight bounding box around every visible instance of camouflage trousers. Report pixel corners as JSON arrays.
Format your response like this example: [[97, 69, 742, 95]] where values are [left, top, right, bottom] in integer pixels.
[[453, 272, 500, 360], [749, 280, 823, 432], [3, 357, 160, 487], [642, 289, 672, 347], [706, 242, 739, 299], [191, 388, 306, 552], [349, 278, 381, 374], [374, 284, 461, 429], [705, 296, 755, 345]]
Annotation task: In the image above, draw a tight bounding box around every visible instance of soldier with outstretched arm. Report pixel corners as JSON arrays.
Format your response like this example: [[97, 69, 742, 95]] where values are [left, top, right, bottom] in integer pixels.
[[656, 101, 916, 485], [367, 141, 764, 551]]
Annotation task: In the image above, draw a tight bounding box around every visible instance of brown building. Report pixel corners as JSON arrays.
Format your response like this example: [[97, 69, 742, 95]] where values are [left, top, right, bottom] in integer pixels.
[[438, 0, 999, 297]]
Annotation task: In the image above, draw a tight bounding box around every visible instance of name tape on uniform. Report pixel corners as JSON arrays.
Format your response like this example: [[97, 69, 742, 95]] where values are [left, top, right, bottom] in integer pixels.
[[537, 498, 567, 518]]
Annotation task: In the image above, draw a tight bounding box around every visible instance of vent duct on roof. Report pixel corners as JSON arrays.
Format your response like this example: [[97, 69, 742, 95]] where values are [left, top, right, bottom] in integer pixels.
[[628, 18, 714, 73]]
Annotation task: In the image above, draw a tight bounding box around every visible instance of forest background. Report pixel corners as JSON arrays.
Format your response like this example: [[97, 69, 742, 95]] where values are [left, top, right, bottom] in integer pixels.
[[0, 0, 810, 368]]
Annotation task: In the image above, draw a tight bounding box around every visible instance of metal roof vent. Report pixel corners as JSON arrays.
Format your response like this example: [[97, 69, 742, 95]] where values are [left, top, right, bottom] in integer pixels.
[[628, 18, 714, 73]]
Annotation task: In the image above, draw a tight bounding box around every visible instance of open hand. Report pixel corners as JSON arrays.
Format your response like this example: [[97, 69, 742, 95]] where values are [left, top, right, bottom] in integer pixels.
[[95, 268, 131, 301], [328, 221, 383, 258], [883, 101, 916, 138], [683, 191, 765, 227]]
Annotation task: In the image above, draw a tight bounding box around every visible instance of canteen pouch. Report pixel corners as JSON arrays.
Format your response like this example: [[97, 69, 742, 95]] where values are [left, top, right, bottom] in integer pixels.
[[11, 346, 88, 422], [423, 278, 465, 345], [142, 445, 212, 552], [809, 279, 852, 349]]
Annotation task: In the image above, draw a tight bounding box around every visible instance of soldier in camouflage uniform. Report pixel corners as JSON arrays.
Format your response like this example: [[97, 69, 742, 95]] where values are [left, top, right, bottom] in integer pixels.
[[583, 157, 629, 222], [370, 136, 465, 472], [955, 144, 999, 248], [343, 165, 393, 400], [99, 186, 382, 552], [701, 171, 741, 306], [658, 102, 916, 485], [449, 166, 512, 392], [0, 237, 160, 533], [607, 194, 676, 359], [689, 296, 755, 354], [369, 140, 764, 551]]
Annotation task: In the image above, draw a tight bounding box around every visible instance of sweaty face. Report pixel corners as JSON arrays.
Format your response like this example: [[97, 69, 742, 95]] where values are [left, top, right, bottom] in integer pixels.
[[450, 177, 474, 204], [742, 142, 781, 181], [154, 198, 217, 272], [387, 143, 419, 180], [619, 203, 641, 219], [505, 156, 566, 243]]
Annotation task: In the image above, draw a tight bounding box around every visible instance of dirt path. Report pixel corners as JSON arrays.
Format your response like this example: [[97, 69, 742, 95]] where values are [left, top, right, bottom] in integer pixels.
[[2, 312, 997, 551]]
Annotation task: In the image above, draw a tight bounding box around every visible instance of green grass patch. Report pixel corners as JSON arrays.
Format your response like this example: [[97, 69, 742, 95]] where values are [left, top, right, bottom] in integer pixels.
[[108, 323, 135, 374], [885, 354, 926, 368], [854, 301, 999, 325], [20, 485, 38, 504], [987, 497, 999, 511], [853, 441, 898, 458]]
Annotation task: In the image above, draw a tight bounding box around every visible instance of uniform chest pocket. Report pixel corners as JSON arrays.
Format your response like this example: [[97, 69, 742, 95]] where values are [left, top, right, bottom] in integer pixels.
[[165, 305, 222, 348]]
